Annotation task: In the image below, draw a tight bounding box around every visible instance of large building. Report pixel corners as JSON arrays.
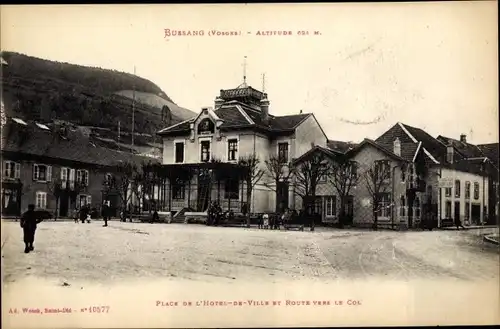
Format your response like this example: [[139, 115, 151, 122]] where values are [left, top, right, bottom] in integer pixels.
[[157, 83, 329, 215], [292, 122, 497, 228], [1, 117, 154, 218]]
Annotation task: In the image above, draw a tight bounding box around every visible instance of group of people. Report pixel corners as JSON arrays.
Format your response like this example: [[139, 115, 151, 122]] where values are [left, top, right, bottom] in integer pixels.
[[258, 208, 303, 230], [206, 201, 236, 226]]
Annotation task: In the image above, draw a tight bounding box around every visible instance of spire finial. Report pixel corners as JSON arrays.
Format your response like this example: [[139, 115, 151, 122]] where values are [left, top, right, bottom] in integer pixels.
[[243, 56, 247, 84], [262, 73, 266, 93]]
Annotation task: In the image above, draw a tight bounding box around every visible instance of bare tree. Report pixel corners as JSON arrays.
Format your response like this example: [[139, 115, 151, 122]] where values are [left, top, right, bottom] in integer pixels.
[[362, 160, 391, 230], [329, 156, 360, 227], [238, 154, 265, 227], [105, 161, 137, 222], [264, 155, 295, 213], [131, 161, 158, 214], [46, 178, 64, 220], [294, 151, 332, 231]]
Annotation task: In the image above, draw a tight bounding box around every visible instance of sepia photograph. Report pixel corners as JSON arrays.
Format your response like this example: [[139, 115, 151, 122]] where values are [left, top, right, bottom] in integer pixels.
[[1, 2, 499, 328]]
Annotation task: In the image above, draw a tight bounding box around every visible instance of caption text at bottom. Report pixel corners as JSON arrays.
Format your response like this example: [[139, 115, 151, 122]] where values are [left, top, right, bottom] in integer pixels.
[[156, 299, 362, 307]]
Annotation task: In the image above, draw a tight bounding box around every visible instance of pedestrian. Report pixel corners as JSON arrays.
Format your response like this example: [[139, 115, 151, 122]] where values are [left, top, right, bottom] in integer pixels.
[[263, 213, 269, 229], [102, 202, 110, 227], [79, 205, 87, 224], [20, 204, 43, 253], [152, 209, 159, 223], [455, 216, 465, 230]]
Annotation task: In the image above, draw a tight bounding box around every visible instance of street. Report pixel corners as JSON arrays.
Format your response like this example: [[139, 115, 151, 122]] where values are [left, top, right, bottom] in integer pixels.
[[2, 221, 498, 284]]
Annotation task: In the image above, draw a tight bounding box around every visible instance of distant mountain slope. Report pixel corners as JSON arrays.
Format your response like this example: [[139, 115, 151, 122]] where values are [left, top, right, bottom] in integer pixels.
[[0, 51, 194, 151], [116, 90, 196, 121]]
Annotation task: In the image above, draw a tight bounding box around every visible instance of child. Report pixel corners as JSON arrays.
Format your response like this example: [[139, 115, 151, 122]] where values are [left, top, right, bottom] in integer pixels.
[[86, 213, 91, 223]]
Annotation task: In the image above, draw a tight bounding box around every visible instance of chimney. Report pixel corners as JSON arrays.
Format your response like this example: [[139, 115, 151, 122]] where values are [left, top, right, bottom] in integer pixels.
[[446, 144, 454, 164], [214, 97, 224, 110], [393, 138, 401, 156], [460, 134, 466, 143], [260, 94, 270, 125]]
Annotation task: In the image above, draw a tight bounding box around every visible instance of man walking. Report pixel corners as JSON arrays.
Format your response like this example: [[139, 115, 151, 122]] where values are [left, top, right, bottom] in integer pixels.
[[20, 204, 43, 253], [101, 202, 109, 227]]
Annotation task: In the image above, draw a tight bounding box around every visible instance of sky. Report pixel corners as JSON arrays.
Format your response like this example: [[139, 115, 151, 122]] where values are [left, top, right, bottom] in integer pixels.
[[1, 3, 498, 144]]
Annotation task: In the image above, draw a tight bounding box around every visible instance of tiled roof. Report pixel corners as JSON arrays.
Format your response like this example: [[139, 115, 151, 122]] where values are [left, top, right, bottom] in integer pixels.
[[437, 135, 484, 159], [1, 118, 157, 167], [327, 140, 358, 154], [477, 143, 499, 167], [347, 138, 406, 162], [400, 123, 447, 163], [157, 100, 311, 136], [374, 123, 419, 162]]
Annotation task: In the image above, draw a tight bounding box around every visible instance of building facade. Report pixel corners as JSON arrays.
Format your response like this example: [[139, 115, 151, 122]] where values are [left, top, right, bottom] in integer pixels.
[[1, 118, 153, 218], [157, 84, 329, 214]]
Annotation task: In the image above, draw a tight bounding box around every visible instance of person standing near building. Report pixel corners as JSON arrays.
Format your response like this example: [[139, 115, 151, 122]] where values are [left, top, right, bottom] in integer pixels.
[[20, 204, 43, 253], [101, 202, 109, 227]]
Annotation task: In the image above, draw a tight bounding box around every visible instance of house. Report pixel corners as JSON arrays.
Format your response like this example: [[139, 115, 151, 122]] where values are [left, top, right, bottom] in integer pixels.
[[375, 123, 492, 227], [292, 138, 409, 228], [437, 135, 499, 225], [1, 117, 155, 218], [291, 122, 495, 229], [156, 83, 329, 215]]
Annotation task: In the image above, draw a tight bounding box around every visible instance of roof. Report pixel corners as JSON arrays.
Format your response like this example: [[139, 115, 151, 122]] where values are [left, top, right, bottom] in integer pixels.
[[327, 140, 358, 153], [477, 143, 499, 167], [437, 135, 484, 159], [157, 100, 312, 136], [292, 145, 343, 165], [347, 138, 406, 162], [398, 123, 445, 164], [1, 118, 157, 167]]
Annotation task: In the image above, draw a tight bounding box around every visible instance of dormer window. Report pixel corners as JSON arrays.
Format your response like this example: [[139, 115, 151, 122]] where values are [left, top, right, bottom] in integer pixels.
[[393, 138, 401, 156], [197, 118, 215, 135]]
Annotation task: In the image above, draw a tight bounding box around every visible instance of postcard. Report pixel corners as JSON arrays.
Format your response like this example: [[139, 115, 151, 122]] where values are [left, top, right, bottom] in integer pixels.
[[1, 2, 499, 328]]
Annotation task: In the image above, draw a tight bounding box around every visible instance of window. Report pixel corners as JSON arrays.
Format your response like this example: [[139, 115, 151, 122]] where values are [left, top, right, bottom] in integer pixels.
[[473, 181, 481, 200], [197, 118, 215, 135], [465, 202, 470, 221], [76, 169, 89, 186], [455, 180, 461, 198], [33, 164, 52, 182], [401, 164, 406, 182], [172, 183, 185, 200], [378, 192, 391, 217], [224, 178, 239, 199], [375, 160, 391, 181], [400, 196, 406, 216], [104, 173, 113, 187], [415, 197, 421, 218], [3, 161, 20, 179], [473, 182, 479, 200], [445, 187, 452, 197], [200, 140, 211, 162], [278, 143, 289, 163], [325, 196, 336, 217], [60, 167, 69, 189], [68, 169, 76, 189], [35, 191, 47, 209], [445, 201, 452, 218], [175, 142, 185, 163], [465, 181, 471, 199], [228, 138, 238, 161], [78, 194, 92, 208]]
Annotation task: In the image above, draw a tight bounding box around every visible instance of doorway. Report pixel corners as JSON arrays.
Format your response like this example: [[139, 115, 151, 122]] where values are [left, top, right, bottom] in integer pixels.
[[59, 194, 69, 217], [197, 174, 211, 212], [454, 201, 461, 224], [276, 182, 289, 212], [344, 195, 354, 225]]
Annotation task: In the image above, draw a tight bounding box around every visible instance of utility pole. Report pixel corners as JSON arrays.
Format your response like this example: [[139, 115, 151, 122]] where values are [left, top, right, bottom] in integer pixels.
[[118, 121, 121, 151], [132, 66, 136, 148]]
